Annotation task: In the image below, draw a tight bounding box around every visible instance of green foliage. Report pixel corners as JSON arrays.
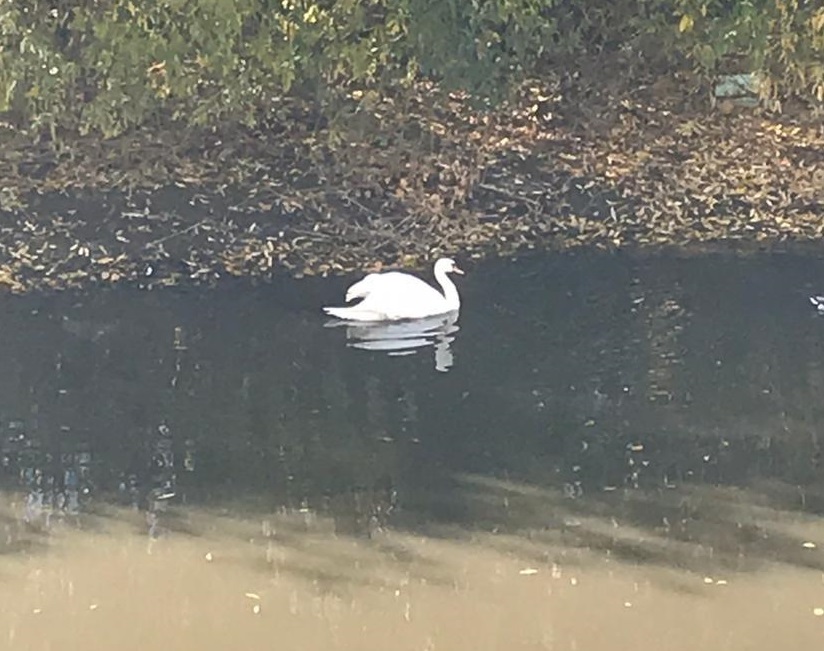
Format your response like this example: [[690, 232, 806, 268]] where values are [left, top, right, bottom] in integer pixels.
[[0, 1, 822, 140], [402, 0, 560, 97], [675, 0, 824, 105]]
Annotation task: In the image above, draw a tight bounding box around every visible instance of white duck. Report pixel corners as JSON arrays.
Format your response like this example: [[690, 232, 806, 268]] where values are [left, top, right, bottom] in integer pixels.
[[323, 257, 464, 321], [810, 295, 824, 313]]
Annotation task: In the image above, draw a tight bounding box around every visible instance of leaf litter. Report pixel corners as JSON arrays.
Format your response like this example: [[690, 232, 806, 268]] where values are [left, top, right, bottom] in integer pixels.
[[0, 72, 822, 294]]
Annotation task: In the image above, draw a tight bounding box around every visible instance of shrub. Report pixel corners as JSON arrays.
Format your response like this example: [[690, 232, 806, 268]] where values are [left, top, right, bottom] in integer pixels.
[[0, 1, 821, 140]]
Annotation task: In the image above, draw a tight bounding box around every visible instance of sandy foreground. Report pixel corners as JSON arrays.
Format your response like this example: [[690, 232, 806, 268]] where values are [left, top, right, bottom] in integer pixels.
[[1, 492, 823, 651]]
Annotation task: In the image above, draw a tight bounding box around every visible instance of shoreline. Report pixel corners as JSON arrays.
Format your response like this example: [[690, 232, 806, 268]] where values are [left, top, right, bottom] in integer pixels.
[[1, 76, 823, 294]]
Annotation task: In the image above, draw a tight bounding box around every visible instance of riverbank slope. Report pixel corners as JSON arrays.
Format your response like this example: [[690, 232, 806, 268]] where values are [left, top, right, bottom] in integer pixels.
[[1, 69, 822, 293]]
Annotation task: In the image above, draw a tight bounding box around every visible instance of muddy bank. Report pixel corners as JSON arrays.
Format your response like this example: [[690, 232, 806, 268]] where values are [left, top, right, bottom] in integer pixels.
[[1, 72, 823, 294]]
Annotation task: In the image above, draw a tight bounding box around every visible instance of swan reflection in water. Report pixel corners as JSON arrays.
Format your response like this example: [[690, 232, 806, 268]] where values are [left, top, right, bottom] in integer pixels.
[[325, 311, 460, 372]]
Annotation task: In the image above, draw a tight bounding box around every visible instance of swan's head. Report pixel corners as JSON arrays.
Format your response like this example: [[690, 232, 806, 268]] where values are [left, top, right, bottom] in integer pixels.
[[435, 257, 464, 276]]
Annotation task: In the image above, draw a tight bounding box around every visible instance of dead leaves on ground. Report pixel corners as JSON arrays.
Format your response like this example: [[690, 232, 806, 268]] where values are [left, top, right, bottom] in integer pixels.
[[0, 71, 822, 293]]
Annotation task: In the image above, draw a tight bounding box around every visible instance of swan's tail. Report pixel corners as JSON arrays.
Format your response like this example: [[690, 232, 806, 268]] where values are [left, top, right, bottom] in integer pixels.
[[323, 306, 386, 321]]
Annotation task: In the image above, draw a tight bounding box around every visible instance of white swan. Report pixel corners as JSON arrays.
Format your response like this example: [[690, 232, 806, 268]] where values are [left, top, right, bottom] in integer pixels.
[[323, 258, 464, 321], [811, 295, 824, 313]]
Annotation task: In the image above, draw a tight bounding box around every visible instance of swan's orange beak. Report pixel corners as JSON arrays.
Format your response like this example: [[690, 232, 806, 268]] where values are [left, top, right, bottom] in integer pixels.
[[452, 265, 464, 275]]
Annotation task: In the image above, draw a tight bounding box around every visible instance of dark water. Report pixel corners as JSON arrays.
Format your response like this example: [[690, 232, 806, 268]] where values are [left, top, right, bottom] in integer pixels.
[[2, 251, 824, 561]]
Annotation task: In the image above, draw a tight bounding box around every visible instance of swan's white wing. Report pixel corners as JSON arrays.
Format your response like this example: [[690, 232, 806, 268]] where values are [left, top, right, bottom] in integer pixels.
[[352, 272, 448, 320], [345, 273, 383, 302], [323, 306, 388, 321], [345, 271, 430, 302]]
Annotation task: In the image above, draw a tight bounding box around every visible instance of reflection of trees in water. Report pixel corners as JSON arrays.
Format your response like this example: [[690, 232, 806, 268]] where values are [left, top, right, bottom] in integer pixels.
[[1, 420, 92, 528], [0, 294, 423, 539], [411, 256, 824, 505], [0, 256, 823, 544]]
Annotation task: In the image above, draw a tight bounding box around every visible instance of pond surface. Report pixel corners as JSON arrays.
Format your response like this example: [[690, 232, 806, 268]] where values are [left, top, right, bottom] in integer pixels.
[[2, 251, 824, 650]]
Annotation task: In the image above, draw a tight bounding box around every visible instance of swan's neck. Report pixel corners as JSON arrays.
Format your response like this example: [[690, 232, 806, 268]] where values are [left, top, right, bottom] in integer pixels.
[[435, 270, 460, 310]]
